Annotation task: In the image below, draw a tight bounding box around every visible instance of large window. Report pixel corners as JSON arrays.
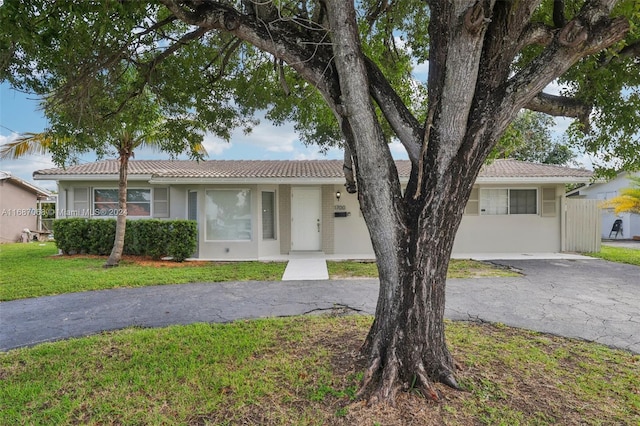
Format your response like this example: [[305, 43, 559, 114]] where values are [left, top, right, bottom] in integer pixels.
[[480, 189, 537, 215], [205, 189, 252, 241], [94, 188, 151, 217], [262, 191, 276, 240]]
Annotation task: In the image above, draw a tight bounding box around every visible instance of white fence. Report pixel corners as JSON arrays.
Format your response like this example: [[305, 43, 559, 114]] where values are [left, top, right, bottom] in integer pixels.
[[564, 199, 601, 253]]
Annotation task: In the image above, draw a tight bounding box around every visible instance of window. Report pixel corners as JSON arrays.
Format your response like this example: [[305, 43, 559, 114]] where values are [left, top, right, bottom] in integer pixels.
[[153, 188, 169, 218], [480, 189, 508, 215], [480, 188, 537, 215], [205, 189, 252, 241], [465, 188, 479, 215], [541, 188, 557, 217], [510, 189, 537, 214], [73, 187, 89, 216], [262, 191, 276, 240], [93, 188, 151, 217]]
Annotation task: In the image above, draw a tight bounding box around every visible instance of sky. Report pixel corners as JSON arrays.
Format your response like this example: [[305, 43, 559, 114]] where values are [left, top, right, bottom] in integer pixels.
[[1, 82, 413, 191]]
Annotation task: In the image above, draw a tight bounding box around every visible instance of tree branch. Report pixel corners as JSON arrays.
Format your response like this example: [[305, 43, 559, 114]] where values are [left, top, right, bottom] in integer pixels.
[[365, 58, 422, 163], [553, 0, 567, 28], [619, 41, 640, 60], [517, 22, 555, 50], [501, 0, 629, 132], [526, 92, 592, 131], [145, 27, 209, 73], [158, 0, 341, 111]]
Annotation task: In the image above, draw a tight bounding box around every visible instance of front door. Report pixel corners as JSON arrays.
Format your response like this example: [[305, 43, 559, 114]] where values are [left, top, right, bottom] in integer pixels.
[[291, 187, 322, 251]]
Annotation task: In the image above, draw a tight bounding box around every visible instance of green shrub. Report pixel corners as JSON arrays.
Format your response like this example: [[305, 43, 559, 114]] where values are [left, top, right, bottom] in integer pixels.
[[87, 219, 117, 255], [166, 220, 198, 262], [53, 218, 91, 254], [53, 218, 197, 261]]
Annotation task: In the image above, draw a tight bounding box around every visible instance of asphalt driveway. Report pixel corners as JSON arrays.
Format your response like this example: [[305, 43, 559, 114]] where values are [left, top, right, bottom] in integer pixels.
[[1, 258, 638, 353]]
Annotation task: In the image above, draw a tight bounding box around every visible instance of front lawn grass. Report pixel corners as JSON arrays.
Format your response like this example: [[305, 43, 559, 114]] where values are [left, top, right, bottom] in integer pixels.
[[0, 243, 286, 301], [327, 258, 518, 279], [586, 245, 640, 266], [2, 316, 638, 425], [0, 243, 515, 301]]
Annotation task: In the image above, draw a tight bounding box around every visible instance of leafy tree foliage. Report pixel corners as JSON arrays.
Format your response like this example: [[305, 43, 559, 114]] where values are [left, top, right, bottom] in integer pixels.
[[492, 110, 576, 165], [1, 0, 639, 405]]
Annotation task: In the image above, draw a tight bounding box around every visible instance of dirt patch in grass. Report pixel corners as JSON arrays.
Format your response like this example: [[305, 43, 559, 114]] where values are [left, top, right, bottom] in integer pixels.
[[334, 322, 638, 426], [50, 253, 214, 267]]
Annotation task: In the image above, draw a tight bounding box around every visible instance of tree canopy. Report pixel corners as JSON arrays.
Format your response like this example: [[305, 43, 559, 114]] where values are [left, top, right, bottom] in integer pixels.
[[492, 110, 577, 165], [3, 1, 636, 172]]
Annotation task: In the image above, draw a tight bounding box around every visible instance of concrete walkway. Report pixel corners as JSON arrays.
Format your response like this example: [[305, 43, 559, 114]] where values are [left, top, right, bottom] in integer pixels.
[[1, 258, 638, 353], [281, 252, 329, 281]]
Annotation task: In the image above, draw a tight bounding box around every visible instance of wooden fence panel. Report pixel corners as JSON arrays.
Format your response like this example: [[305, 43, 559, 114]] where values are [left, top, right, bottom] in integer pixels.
[[565, 199, 601, 253]]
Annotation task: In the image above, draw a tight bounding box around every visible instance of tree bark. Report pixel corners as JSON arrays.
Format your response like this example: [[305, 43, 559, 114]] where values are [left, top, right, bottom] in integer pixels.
[[104, 149, 130, 267]]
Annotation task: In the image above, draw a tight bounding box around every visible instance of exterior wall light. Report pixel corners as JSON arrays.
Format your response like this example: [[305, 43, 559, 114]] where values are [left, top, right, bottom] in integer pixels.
[[336, 191, 341, 201]]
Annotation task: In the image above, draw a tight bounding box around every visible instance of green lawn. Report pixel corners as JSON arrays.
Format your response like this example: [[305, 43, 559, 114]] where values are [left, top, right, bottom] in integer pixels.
[[0, 243, 286, 301], [586, 245, 640, 266], [0, 243, 515, 301], [1, 316, 637, 425]]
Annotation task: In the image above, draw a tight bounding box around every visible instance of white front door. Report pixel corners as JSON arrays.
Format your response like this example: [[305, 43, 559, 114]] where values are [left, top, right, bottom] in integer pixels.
[[291, 187, 322, 251]]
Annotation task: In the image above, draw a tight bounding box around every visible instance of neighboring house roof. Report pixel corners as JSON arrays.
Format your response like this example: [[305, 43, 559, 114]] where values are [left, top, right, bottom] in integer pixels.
[[0, 171, 52, 198], [33, 158, 593, 184], [567, 170, 639, 197]]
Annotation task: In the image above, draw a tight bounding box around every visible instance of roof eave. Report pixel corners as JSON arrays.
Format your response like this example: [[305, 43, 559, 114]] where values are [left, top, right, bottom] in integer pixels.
[[475, 176, 592, 185], [5, 175, 52, 197]]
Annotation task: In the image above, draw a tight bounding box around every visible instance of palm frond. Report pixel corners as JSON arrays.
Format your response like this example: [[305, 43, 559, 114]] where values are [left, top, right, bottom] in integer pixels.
[[0, 132, 54, 159]]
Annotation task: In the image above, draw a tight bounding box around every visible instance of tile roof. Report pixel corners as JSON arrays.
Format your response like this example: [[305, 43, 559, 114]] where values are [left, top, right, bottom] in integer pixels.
[[33, 158, 592, 180], [1, 170, 52, 196], [479, 159, 593, 178]]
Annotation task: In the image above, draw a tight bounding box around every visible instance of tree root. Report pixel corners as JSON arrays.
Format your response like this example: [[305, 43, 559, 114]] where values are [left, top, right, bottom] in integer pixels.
[[356, 352, 460, 405]]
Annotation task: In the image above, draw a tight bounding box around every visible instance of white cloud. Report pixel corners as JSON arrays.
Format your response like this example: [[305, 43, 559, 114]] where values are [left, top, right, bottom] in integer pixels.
[[242, 121, 298, 153], [201, 135, 233, 156]]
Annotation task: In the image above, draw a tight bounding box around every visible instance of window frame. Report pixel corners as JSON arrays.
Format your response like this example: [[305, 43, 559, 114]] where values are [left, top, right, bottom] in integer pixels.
[[92, 188, 153, 218], [479, 187, 539, 216]]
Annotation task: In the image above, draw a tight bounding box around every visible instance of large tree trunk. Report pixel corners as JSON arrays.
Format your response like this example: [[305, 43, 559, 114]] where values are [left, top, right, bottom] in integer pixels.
[[325, 0, 478, 403], [104, 150, 130, 267]]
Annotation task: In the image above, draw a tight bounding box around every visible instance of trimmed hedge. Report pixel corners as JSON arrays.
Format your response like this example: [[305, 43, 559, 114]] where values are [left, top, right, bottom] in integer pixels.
[[53, 218, 197, 262]]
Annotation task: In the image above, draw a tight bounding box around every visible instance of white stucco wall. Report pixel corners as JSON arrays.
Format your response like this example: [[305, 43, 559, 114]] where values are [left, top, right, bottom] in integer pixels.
[[332, 184, 374, 256], [453, 214, 560, 253]]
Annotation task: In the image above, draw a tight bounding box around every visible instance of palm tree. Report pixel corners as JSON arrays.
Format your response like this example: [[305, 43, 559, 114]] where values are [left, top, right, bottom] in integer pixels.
[[1, 129, 207, 267], [600, 176, 640, 215]]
